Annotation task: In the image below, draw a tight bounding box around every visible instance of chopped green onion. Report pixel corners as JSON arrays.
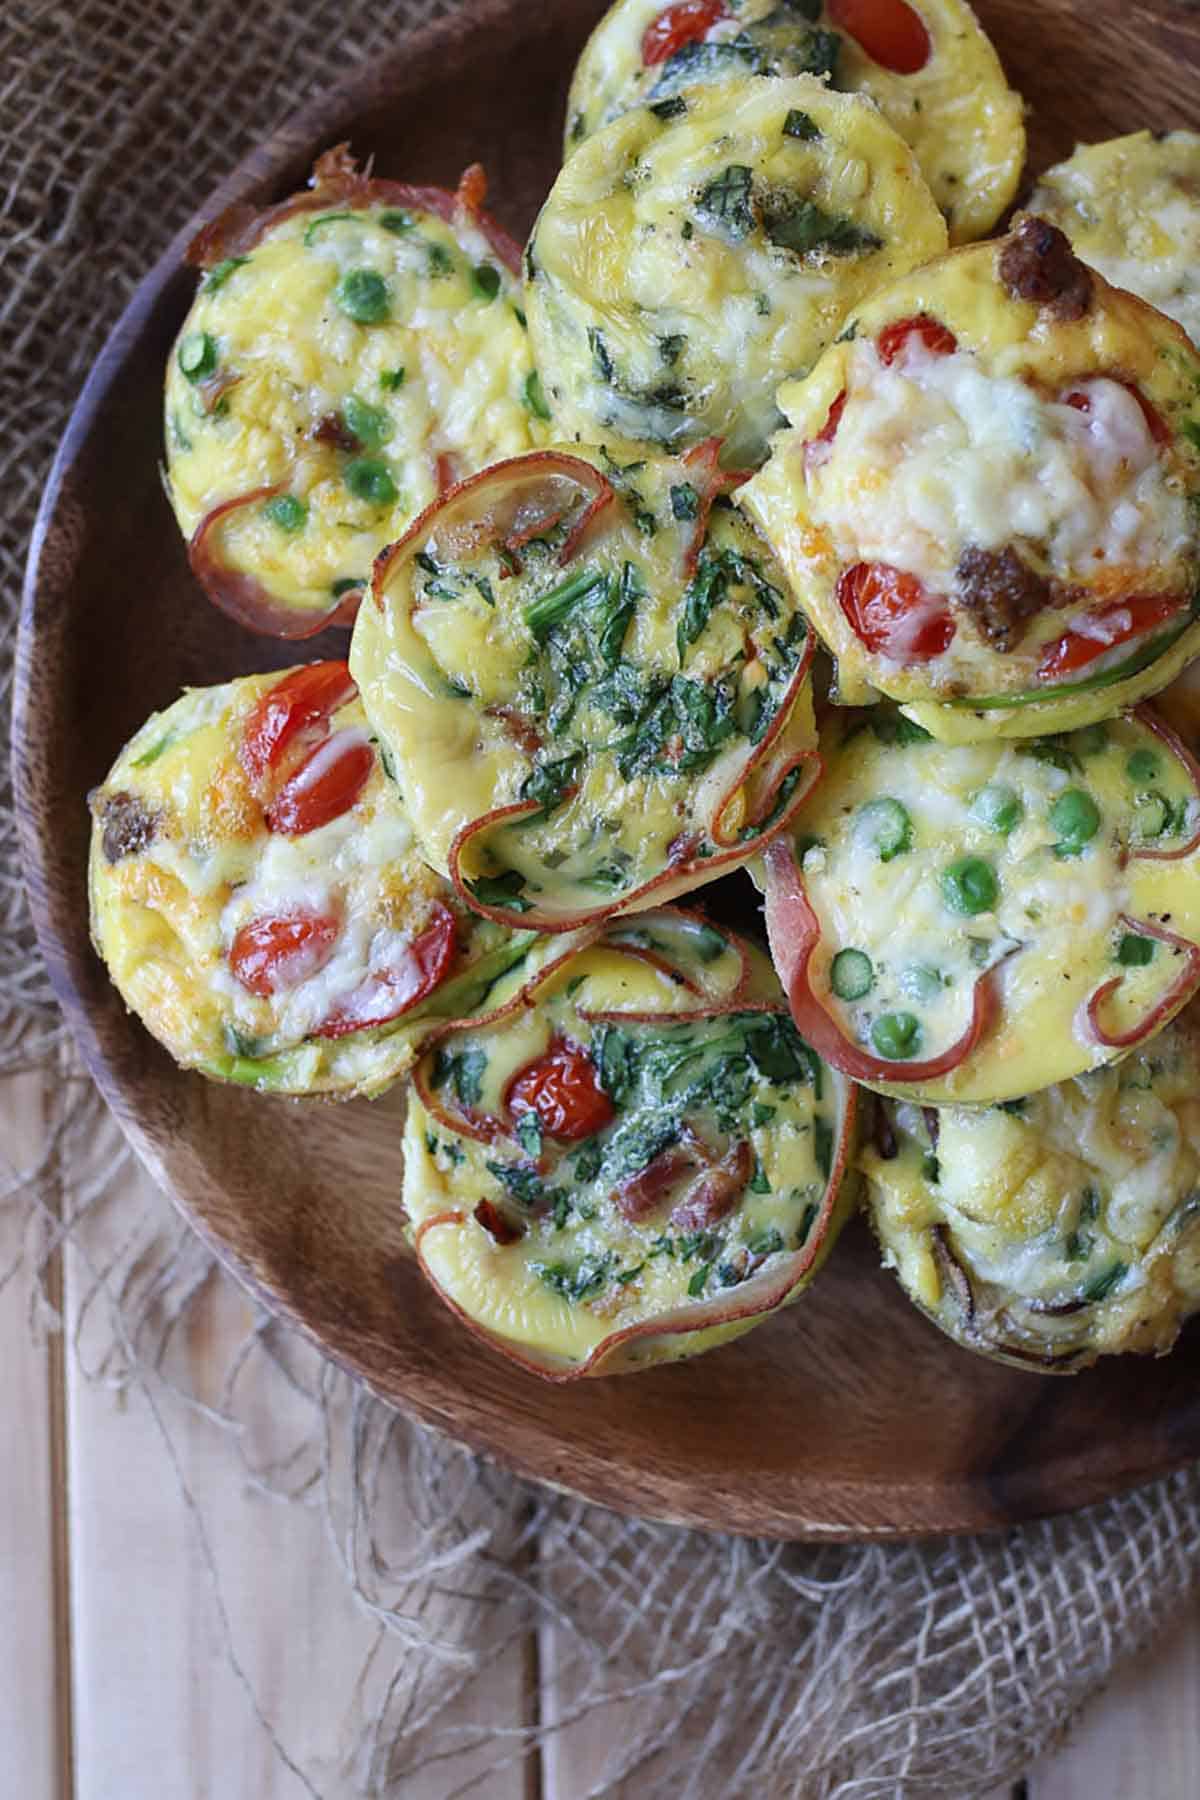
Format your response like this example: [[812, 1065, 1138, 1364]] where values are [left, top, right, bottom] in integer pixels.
[[830, 948, 873, 1001], [379, 367, 406, 392], [379, 209, 415, 234], [1132, 791, 1171, 839], [303, 212, 356, 244], [523, 369, 552, 420], [202, 256, 249, 292], [855, 796, 912, 862], [177, 331, 217, 382]]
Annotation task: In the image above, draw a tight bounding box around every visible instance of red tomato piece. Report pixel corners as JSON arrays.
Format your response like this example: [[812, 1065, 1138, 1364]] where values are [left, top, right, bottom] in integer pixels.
[[312, 903, 458, 1038], [506, 1039, 615, 1142], [241, 661, 358, 790], [641, 0, 728, 66], [229, 911, 340, 997], [265, 728, 374, 836], [827, 0, 931, 73], [837, 562, 956, 662], [814, 390, 848, 448], [876, 314, 958, 368], [1037, 593, 1185, 682], [1064, 379, 1171, 447]]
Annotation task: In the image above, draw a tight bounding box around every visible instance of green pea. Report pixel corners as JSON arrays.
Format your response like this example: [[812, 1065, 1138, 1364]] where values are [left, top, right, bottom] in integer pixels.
[[343, 394, 392, 448], [471, 263, 501, 301], [1116, 933, 1155, 967], [870, 1012, 922, 1061], [969, 783, 1023, 836], [900, 963, 944, 1002], [1049, 787, 1101, 854], [344, 458, 398, 505], [830, 948, 873, 1001], [1126, 747, 1160, 783], [379, 367, 406, 392], [263, 494, 307, 533], [427, 243, 454, 279], [336, 269, 390, 324], [177, 330, 217, 382], [1132, 792, 1170, 839], [855, 796, 912, 862], [1072, 723, 1108, 756], [940, 857, 998, 916]]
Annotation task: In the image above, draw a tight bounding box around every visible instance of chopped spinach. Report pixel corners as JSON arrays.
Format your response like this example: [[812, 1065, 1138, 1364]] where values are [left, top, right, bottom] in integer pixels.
[[696, 164, 756, 241], [467, 870, 533, 913], [430, 1046, 486, 1109], [762, 196, 882, 257]]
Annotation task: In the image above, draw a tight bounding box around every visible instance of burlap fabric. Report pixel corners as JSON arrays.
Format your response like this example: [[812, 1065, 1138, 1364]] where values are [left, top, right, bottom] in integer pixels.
[[5, 4, 1200, 1795]]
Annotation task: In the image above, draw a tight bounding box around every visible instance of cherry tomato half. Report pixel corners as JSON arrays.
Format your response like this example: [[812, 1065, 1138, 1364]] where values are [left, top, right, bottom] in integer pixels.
[[877, 314, 957, 368], [1064, 379, 1171, 447], [827, 0, 931, 74], [265, 729, 374, 836], [506, 1039, 615, 1142], [312, 904, 458, 1038], [240, 661, 358, 790], [641, 0, 728, 67], [1037, 593, 1185, 682], [229, 911, 340, 997], [837, 561, 956, 662]]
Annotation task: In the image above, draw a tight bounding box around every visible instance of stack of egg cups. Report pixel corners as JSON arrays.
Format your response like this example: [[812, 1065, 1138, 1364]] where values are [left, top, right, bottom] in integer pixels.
[[90, 0, 1200, 1377]]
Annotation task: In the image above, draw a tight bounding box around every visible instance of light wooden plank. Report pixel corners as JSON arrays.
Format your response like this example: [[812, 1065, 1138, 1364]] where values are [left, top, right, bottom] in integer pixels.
[[0, 1068, 68, 1800], [61, 1101, 533, 1800], [1027, 1606, 1200, 1800]]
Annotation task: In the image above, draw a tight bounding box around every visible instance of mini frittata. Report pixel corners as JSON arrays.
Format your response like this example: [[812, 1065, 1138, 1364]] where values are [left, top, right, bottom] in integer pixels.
[[742, 217, 1200, 741], [861, 1005, 1200, 1370], [403, 908, 858, 1376], [1030, 130, 1200, 350], [526, 75, 947, 469], [88, 664, 578, 1097], [762, 705, 1200, 1105], [165, 146, 542, 638], [565, 0, 1025, 243], [350, 444, 820, 929]]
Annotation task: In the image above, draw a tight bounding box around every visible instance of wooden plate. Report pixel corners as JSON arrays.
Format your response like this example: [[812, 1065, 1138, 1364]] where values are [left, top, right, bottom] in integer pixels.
[[16, 0, 1200, 1540]]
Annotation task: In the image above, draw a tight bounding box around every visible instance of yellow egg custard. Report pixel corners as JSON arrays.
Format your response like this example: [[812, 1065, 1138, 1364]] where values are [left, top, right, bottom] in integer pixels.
[[762, 705, 1200, 1105], [403, 908, 858, 1377], [350, 444, 819, 929], [1031, 131, 1200, 350], [565, 0, 1025, 242], [88, 664, 579, 1097], [741, 217, 1200, 741], [165, 147, 542, 638], [526, 75, 947, 469], [861, 1003, 1200, 1370]]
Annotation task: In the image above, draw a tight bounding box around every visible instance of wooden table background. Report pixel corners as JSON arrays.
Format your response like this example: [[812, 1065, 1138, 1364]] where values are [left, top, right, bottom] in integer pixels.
[[3, 1061, 1198, 1800]]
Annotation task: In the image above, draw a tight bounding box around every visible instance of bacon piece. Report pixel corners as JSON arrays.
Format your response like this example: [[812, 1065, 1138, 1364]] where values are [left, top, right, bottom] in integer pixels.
[[312, 412, 361, 452], [955, 545, 1051, 653], [190, 487, 362, 639], [1080, 914, 1200, 1050], [668, 1140, 753, 1231], [998, 216, 1092, 322], [473, 1199, 524, 1245], [931, 1224, 975, 1324], [614, 1147, 696, 1224]]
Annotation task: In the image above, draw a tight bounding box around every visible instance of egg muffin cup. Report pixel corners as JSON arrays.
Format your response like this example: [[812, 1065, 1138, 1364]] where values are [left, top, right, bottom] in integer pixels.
[[1031, 130, 1200, 350], [88, 663, 587, 1098], [763, 704, 1200, 1105], [565, 0, 1025, 242], [527, 74, 947, 469], [350, 443, 821, 931], [403, 907, 858, 1378], [167, 146, 542, 639], [741, 216, 1200, 741], [861, 1007, 1200, 1371]]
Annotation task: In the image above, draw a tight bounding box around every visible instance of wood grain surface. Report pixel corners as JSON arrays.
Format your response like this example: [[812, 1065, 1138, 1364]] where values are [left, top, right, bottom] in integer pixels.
[[14, 0, 1200, 1541]]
